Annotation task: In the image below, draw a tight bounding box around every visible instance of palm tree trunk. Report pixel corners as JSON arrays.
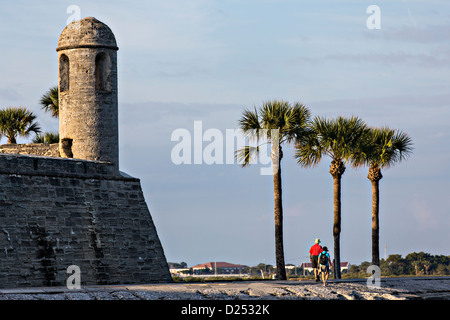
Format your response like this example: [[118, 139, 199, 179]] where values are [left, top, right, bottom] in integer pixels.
[[272, 143, 286, 280], [7, 136, 16, 144], [330, 159, 345, 279], [371, 179, 380, 266], [332, 174, 341, 279], [368, 165, 383, 266]]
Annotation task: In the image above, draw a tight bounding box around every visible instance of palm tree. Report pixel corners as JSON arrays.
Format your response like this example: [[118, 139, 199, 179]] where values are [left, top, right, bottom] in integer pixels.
[[40, 86, 59, 118], [0, 107, 41, 144], [356, 127, 413, 266], [33, 131, 60, 144], [236, 100, 311, 280], [295, 115, 368, 279]]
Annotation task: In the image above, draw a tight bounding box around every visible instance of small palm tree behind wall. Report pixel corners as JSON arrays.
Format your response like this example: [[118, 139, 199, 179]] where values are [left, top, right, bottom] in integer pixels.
[[39, 86, 59, 118], [33, 132, 60, 144], [0, 107, 41, 144]]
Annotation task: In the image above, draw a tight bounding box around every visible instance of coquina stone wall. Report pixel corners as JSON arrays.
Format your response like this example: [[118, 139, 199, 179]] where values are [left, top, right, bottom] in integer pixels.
[[0, 153, 171, 288], [0, 143, 60, 158]]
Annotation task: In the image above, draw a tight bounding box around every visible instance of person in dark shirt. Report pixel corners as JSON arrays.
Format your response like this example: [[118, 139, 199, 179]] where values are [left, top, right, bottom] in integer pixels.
[[318, 246, 332, 286]]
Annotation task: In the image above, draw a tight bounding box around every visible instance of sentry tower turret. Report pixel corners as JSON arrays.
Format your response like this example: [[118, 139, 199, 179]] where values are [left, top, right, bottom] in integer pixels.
[[56, 17, 119, 171]]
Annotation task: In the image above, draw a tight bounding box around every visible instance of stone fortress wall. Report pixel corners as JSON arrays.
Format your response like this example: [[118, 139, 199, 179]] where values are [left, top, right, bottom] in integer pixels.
[[0, 143, 60, 157], [0, 152, 172, 288], [0, 17, 172, 288]]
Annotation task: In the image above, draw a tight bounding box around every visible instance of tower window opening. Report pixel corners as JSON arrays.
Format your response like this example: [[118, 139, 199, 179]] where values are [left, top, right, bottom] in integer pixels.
[[59, 54, 69, 92], [95, 52, 112, 92]]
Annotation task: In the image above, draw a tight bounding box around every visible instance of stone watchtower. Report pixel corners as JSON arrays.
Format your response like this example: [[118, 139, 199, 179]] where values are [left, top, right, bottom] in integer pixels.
[[0, 17, 171, 288], [56, 17, 119, 171]]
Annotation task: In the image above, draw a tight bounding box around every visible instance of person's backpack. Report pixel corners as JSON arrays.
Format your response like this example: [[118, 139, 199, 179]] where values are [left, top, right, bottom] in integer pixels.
[[319, 252, 328, 265]]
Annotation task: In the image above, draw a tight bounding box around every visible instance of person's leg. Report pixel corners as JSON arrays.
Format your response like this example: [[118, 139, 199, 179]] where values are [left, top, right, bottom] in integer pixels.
[[312, 256, 320, 281], [324, 266, 329, 285]]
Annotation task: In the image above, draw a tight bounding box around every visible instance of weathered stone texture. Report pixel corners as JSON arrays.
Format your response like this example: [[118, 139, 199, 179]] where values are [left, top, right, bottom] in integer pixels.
[[57, 17, 119, 171], [0, 154, 172, 288], [0, 143, 60, 157], [57, 17, 118, 50], [0, 17, 171, 289]]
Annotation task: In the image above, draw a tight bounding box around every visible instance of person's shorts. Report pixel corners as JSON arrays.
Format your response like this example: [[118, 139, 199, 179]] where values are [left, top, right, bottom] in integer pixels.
[[311, 256, 319, 268], [320, 265, 329, 273]]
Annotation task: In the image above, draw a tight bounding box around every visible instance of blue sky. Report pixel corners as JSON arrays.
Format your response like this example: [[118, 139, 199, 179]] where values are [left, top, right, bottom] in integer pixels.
[[0, 0, 449, 268]]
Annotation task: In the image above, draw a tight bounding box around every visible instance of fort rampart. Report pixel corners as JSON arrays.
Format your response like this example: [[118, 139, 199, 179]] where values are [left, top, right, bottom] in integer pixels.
[[0, 153, 171, 288]]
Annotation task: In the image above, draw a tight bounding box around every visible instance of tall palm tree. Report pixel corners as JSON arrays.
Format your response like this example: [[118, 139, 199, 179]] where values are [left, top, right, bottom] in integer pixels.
[[0, 107, 41, 144], [39, 86, 59, 118], [356, 127, 413, 266], [295, 116, 368, 279], [236, 100, 311, 280]]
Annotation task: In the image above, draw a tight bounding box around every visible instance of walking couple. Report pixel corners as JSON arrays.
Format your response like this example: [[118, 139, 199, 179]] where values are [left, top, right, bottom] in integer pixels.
[[309, 238, 332, 286]]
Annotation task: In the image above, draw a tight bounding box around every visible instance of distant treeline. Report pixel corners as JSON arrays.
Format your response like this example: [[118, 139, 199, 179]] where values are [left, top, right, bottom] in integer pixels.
[[170, 252, 450, 278], [347, 252, 450, 277]]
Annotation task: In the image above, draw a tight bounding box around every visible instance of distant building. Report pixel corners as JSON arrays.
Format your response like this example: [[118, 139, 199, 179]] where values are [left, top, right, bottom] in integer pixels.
[[168, 263, 189, 275], [169, 268, 190, 275], [192, 262, 248, 274]]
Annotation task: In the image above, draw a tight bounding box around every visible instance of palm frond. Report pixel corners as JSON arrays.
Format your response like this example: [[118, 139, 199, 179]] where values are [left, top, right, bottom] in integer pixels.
[[235, 145, 260, 167], [40, 86, 59, 118], [284, 102, 311, 144], [238, 107, 262, 142], [294, 131, 323, 167], [391, 130, 413, 163], [23, 121, 41, 137], [238, 99, 312, 145], [0, 107, 41, 143], [359, 127, 413, 169], [297, 115, 369, 167], [33, 131, 59, 144], [238, 100, 313, 168]]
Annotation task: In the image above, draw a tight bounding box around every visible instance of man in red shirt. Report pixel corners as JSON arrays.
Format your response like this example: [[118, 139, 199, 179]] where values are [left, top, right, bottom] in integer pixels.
[[309, 238, 323, 282]]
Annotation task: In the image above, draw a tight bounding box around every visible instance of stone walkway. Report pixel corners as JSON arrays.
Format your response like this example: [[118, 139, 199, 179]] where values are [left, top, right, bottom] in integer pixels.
[[0, 276, 448, 300]]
